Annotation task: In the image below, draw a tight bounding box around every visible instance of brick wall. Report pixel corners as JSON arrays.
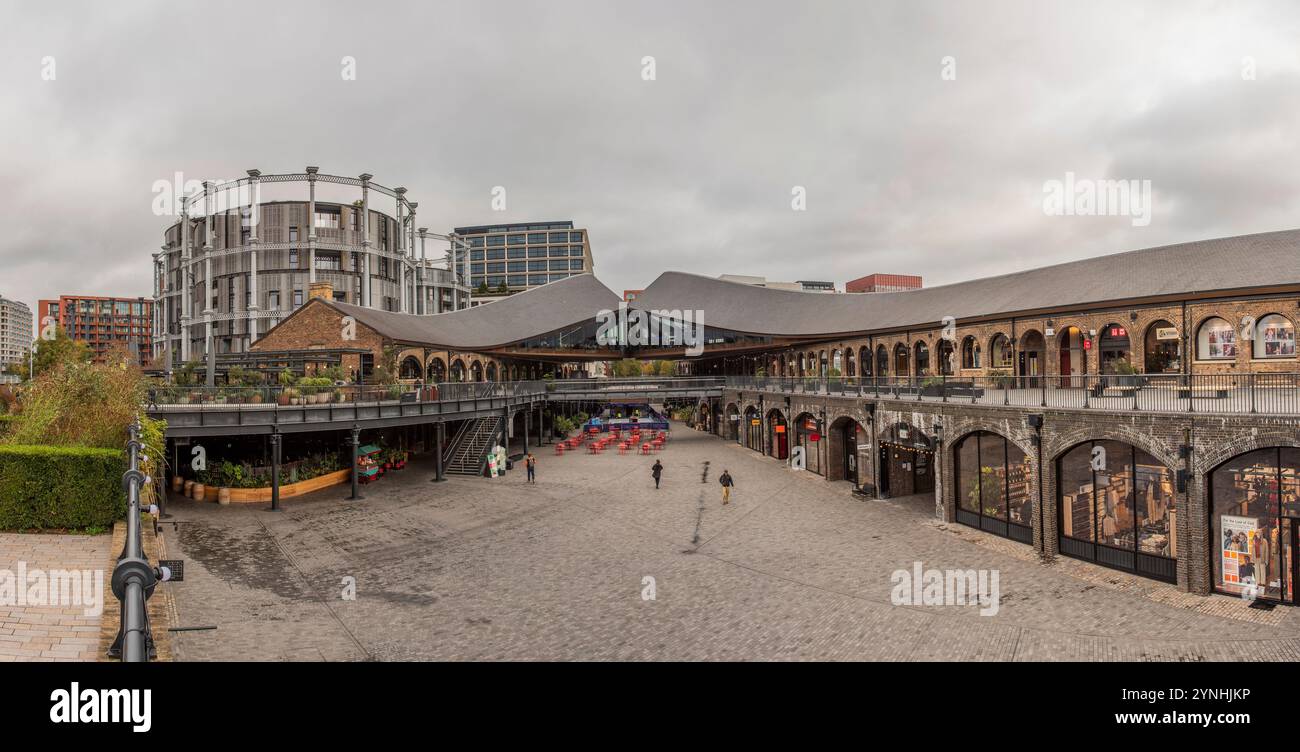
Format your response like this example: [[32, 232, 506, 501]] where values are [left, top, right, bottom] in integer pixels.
[[721, 386, 1300, 597]]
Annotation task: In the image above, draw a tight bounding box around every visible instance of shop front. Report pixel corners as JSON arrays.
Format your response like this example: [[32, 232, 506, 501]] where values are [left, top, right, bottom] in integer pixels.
[[1056, 440, 1177, 582], [954, 431, 1034, 544], [878, 422, 933, 498], [1210, 447, 1300, 604], [767, 409, 789, 460], [794, 413, 823, 476]]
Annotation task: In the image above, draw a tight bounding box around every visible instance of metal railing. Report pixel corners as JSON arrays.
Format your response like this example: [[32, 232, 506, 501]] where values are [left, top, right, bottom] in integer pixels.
[[727, 373, 1300, 415], [146, 380, 550, 408], [109, 420, 158, 661], [146, 377, 724, 408]]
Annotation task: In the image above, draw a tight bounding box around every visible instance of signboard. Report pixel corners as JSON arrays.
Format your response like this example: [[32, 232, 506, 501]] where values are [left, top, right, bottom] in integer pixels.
[[750, 419, 760, 426], [1156, 327, 1179, 341], [774, 425, 786, 433], [1109, 326, 1127, 338], [809, 432, 821, 442], [1044, 327, 1055, 337], [1083, 338, 1092, 350]]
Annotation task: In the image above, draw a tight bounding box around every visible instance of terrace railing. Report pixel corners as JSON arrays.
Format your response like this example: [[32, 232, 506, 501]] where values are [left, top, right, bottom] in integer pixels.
[[726, 373, 1300, 415], [146, 380, 550, 408]]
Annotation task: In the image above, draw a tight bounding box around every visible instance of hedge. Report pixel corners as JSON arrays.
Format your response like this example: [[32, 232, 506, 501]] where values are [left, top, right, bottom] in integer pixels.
[[0, 445, 127, 530]]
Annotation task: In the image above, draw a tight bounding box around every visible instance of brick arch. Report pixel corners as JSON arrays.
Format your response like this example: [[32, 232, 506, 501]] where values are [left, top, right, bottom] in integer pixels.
[[1044, 424, 1180, 471], [1193, 431, 1300, 476], [944, 417, 1037, 460], [825, 406, 871, 431]]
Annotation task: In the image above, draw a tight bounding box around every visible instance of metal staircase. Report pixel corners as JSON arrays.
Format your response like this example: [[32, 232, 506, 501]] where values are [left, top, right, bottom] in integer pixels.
[[444, 416, 503, 476]]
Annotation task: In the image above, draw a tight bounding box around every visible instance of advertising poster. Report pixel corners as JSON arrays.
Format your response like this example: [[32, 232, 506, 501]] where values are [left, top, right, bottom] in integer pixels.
[[1219, 515, 1258, 590]]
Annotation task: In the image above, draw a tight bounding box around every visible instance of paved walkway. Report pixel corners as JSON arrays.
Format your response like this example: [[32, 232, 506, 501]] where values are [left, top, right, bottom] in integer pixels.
[[162, 426, 1300, 661], [0, 533, 110, 661]]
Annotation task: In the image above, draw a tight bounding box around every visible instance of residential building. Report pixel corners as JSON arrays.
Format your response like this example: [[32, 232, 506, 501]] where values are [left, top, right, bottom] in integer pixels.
[[0, 295, 32, 383], [38, 295, 152, 366]]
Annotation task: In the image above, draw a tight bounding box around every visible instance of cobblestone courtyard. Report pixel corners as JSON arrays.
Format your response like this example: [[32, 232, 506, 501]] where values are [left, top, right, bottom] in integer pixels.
[[163, 426, 1300, 661]]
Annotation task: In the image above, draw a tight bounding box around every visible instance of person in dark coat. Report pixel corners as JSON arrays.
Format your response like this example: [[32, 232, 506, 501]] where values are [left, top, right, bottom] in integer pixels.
[[719, 470, 735, 504], [651, 460, 663, 489]]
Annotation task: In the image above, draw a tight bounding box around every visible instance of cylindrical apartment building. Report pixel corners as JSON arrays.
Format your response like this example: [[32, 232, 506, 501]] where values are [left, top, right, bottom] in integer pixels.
[[152, 168, 471, 370]]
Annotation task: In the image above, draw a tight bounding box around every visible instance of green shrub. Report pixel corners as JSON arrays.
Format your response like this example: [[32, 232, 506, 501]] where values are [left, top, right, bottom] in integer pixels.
[[0, 445, 127, 530]]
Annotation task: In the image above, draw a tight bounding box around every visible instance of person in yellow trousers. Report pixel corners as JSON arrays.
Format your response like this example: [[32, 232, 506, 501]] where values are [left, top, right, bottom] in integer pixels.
[[719, 469, 735, 504]]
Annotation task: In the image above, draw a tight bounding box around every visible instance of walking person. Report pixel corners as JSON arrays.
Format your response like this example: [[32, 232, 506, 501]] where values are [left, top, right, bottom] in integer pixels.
[[719, 469, 735, 504], [651, 459, 663, 489], [525, 452, 536, 484]]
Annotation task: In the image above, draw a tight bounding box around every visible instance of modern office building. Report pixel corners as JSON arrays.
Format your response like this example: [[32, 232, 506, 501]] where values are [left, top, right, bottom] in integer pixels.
[[153, 168, 472, 370], [454, 221, 593, 304], [717, 275, 836, 293], [846, 273, 923, 293], [0, 295, 32, 383], [37, 295, 151, 366]]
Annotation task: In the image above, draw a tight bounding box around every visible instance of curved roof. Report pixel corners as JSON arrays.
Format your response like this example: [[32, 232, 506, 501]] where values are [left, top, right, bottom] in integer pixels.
[[326, 273, 620, 350], [633, 229, 1300, 337]]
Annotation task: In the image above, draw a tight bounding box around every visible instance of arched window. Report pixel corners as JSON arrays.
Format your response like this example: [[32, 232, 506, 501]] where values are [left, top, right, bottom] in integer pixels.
[[893, 343, 909, 377], [450, 359, 466, 382], [859, 346, 872, 377], [914, 340, 930, 376], [1210, 447, 1300, 602], [936, 339, 955, 376], [1099, 323, 1132, 373], [399, 356, 422, 380], [954, 431, 1034, 543], [1253, 314, 1295, 359], [960, 336, 980, 369], [470, 361, 483, 382], [831, 348, 842, 376], [1057, 440, 1176, 582], [1196, 317, 1236, 360], [486, 363, 497, 382], [1143, 320, 1180, 373], [989, 334, 1012, 369], [427, 357, 446, 382], [876, 345, 888, 377], [845, 348, 856, 377]]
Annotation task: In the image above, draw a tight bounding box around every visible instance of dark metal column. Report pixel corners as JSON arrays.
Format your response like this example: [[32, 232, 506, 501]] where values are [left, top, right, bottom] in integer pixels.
[[348, 424, 362, 500], [433, 421, 446, 482], [268, 430, 282, 511]]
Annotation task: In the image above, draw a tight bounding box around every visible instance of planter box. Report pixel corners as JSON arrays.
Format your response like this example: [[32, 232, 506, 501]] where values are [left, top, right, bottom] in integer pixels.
[[200, 468, 352, 504]]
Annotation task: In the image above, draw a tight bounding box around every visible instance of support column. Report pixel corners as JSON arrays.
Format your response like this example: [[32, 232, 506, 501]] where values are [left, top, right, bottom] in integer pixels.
[[202, 181, 216, 388], [395, 187, 407, 313], [359, 173, 372, 308], [246, 169, 261, 343], [433, 421, 446, 482], [347, 425, 363, 501], [268, 430, 282, 512], [523, 410, 530, 455], [417, 226, 428, 316], [306, 166, 318, 284], [180, 206, 191, 363]]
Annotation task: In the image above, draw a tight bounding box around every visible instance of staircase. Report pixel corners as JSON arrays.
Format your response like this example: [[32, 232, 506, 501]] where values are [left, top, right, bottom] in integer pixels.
[[444, 416, 503, 476]]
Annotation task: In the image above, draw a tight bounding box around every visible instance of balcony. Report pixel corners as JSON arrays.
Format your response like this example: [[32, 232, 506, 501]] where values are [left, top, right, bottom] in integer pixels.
[[726, 373, 1300, 416]]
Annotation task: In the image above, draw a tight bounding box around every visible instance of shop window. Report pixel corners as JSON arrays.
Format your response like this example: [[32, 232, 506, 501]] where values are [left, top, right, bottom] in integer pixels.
[[954, 431, 1034, 543], [989, 334, 1012, 369], [1210, 447, 1299, 602], [1253, 314, 1296, 359], [1197, 317, 1236, 360], [1143, 320, 1181, 373], [961, 336, 981, 369], [1057, 440, 1176, 582]]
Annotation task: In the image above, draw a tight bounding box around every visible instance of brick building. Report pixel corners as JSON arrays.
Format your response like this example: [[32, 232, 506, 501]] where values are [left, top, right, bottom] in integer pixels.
[[38, 295, 152, 366]]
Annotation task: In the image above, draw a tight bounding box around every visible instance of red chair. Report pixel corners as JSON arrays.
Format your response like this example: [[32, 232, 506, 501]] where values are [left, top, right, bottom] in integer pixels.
[[640, 443, 651, 455], [555, 444, 565, 456], [618, 443, 630, 455]]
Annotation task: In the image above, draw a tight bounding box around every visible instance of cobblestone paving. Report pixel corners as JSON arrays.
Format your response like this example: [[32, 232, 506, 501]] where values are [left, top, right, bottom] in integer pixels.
[[164, 427, 1300, 661], [0, 533, 110, 661]]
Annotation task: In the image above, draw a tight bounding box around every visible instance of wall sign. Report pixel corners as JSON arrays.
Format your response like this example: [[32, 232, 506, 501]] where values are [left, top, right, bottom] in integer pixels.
[[1156, 327, 1179, 341]]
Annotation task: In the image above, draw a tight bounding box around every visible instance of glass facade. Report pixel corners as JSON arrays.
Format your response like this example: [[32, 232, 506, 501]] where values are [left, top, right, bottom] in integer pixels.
[[1057, 441, 1176, 581], [1210, 448, 1299, 602], [955, 431, 1034, 543]]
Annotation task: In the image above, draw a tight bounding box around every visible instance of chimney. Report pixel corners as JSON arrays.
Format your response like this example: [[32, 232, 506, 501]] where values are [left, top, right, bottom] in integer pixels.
[[309, 281, 334, 302]]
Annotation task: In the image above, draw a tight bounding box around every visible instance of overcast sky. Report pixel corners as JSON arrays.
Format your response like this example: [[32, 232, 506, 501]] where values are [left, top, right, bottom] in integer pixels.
[[3, 0, 1300, 318]]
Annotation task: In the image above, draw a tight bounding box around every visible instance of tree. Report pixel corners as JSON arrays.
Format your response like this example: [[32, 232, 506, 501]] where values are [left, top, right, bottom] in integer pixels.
[[8, 326, 89, 381], [610, 359, 642, 377]]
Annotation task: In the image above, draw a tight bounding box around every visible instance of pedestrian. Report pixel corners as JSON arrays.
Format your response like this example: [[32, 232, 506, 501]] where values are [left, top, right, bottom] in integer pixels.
[[651, 459, 663, 489], [719, 469, 735, 504], [525, 452, 536, 484]]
